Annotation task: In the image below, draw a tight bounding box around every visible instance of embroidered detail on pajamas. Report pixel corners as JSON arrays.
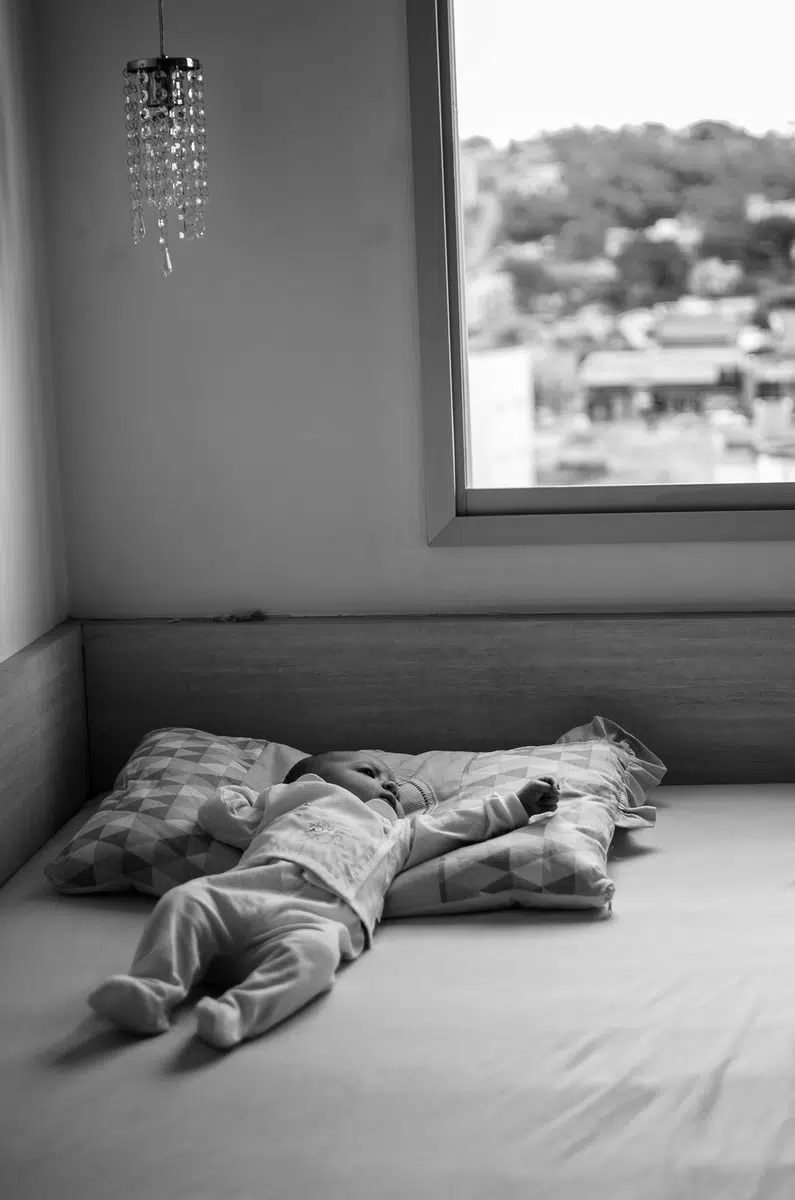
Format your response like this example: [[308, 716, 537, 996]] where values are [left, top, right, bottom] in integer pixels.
[[305, 822, 346, 845]]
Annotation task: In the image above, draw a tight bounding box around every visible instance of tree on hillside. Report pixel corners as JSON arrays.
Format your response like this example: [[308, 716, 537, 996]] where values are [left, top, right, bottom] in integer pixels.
[[687, 120, 749, 142], [605, 237, 691, 309], [476, 123, 795, 310], [742, 216, 795, 280], [699, 219, 749, 262], [499, 189, 572, 243], [555, 216, 611, 261], [501, 258, 558, 311]]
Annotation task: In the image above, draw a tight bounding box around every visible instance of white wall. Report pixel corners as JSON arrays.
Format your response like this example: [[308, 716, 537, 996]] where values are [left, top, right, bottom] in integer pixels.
[[0, 0, 67, 663], [34, 0, 795, 617]]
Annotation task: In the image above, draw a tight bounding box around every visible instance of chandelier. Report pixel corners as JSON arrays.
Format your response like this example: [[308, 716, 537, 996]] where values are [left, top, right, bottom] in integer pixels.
[[123, 0, 208, 276]]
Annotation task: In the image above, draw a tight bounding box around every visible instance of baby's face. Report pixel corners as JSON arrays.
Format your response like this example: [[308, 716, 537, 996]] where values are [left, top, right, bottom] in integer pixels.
[[315, 755, 400, 812]]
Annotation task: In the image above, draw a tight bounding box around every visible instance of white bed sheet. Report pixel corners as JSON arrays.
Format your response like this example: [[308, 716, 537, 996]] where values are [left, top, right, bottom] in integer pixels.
[[2, 784, 795, 1200]]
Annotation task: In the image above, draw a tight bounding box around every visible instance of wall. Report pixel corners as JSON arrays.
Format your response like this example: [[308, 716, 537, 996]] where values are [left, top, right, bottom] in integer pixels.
[[0, 0, 67, 663], [33, 0, 795, 617]]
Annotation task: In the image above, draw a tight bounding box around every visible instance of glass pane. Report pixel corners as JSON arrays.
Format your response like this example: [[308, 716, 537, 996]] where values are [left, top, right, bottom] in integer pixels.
[[451, 0, 795, 490]]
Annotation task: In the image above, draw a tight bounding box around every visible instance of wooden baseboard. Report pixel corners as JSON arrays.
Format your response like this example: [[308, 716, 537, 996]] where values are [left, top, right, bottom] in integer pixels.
[[82, 613, 795, 790]]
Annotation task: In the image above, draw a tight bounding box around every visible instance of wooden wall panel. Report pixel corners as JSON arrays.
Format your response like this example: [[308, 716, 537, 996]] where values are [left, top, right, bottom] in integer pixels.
[[0, 622, 88, 884], [82, 614, 795, 791]]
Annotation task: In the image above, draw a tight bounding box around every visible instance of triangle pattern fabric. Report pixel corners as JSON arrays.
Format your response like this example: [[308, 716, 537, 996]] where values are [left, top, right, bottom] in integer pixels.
[[45, 718, 664, 920], [383, 717, 664, 918]]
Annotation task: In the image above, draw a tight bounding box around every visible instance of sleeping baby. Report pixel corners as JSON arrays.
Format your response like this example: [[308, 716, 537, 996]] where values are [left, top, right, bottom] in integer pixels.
[[88, 751, 558, 1050]]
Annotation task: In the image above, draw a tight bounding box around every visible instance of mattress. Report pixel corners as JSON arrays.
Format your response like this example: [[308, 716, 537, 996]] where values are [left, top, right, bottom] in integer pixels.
[[2, 784, 795, 1200]]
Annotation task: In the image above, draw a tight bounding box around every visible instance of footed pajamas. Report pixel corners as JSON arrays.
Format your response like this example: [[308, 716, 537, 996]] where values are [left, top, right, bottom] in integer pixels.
[[89, 774, 535, 1048], [89, 860, 364, 1049]]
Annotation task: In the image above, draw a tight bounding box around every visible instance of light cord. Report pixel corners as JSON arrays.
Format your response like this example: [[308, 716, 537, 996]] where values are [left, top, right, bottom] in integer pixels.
[[158, 0, 165, 57]]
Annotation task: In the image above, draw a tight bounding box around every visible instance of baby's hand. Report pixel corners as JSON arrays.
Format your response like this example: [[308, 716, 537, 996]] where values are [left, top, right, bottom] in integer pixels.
[[516, 776, 559, 818]]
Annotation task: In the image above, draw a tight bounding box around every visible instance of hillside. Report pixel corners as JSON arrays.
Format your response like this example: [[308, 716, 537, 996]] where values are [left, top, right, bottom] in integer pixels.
[[463, 122, 795, 314]]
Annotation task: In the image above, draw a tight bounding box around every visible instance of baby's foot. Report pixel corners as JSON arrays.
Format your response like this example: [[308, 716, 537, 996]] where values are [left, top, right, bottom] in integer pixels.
[[88, 975, 170, 1035], [195, 997, 242, 1051], [517, 776, 559, 817]]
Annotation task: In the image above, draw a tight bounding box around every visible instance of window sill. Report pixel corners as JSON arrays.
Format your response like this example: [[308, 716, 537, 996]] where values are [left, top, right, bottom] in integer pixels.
[[429, 507, 795, 546]]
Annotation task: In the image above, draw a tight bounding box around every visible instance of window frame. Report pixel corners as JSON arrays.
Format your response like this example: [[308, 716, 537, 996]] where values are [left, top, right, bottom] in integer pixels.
[[406, 0, 795, 546]]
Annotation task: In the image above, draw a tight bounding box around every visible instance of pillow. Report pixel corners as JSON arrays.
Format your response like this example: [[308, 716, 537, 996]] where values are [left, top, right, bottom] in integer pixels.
[[44, 727, 435, 896], [45, 729, 291, 895], [46, 718, 663, 910], [381, 716, 664, 917]]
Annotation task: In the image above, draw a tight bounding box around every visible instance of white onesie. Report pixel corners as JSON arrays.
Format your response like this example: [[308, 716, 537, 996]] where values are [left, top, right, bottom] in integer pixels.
[[88, 775, 534, 1049]]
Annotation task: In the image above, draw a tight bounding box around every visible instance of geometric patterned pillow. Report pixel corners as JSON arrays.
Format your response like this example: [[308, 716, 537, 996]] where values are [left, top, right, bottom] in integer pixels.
[[43, 728, 281, 896], [44, 716, 663, 914], [43, 726, 438, 897], [381, 716, 665, 918]]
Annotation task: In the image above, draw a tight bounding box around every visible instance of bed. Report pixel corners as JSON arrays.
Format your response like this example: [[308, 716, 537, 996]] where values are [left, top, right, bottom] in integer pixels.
[[3, 615, 795, 1200]]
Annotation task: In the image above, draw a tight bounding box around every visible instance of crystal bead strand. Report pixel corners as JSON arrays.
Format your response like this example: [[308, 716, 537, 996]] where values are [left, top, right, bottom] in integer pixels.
[[125, 74, 145, 243], [140, 95, 156, 218], [177, 68, 208, 241], [152, 80, 173, 276], [177, 67, 197, 240], [168, 66, 187, 237], [192, 70, 208, 238]]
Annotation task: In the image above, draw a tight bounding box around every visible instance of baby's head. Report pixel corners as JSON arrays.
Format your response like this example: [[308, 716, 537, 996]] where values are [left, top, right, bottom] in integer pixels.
[[284, 751, 403, 814]]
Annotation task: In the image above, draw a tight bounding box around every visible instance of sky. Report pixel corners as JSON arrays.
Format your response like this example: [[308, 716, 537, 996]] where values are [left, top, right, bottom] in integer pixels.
[[453, 0, 795, 144]]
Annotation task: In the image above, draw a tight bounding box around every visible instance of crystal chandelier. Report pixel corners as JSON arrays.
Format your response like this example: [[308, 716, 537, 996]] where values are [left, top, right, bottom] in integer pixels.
[[123, 0, 208, 276]]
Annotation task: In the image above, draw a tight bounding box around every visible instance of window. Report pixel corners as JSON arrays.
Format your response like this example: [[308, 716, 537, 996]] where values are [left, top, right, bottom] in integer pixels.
[[406, 0, 795, 544]]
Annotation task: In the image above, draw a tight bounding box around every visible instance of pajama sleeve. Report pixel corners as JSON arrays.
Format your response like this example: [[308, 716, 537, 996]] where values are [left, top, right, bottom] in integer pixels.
[[402, 789, 530, 872], [197, 784, 269, 849], [197, 775, 333, 848]]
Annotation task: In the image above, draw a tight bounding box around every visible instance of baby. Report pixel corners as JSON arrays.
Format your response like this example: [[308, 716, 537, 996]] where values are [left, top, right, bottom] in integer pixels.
[[88, 751, 558, 1050]]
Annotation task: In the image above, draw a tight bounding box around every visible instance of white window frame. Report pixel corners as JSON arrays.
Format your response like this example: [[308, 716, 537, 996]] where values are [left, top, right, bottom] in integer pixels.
[[406, 0, 795, 545]]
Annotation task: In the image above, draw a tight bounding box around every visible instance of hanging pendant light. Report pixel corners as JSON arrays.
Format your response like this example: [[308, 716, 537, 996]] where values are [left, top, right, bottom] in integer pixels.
[[123, 0, 208, 276]]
